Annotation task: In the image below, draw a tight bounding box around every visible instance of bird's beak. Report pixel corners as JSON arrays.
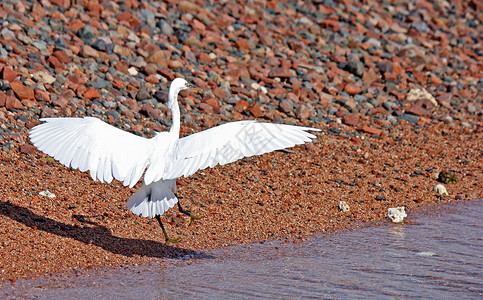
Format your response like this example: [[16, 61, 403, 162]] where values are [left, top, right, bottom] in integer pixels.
[[188, 83, 203, 93]]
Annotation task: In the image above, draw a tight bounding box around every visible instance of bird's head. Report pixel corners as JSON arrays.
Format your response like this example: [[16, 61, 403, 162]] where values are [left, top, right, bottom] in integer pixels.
[[171, 78, 203, 93], [168, 78, 203, 107]]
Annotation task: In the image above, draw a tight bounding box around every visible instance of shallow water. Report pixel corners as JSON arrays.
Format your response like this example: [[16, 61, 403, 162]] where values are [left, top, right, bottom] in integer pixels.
[[2, 200, 482, 299]]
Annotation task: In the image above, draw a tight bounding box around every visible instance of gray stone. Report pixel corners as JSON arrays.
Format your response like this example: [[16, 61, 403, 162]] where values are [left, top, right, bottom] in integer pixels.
[[32, 41, 49, 55], [136, 88, 151, 101], [411, 21, 429, 34], [89, 77, 110, 89], [105, 110, 120, 120], [387, 115, 398, 124], [398, 114, 419, 124], [377, 62, 393, 73], [91, 39, 107, 52], [1, 28, 15, 40], [77, 25, 96, 40], [383, 101, 397, 112], [340, 61, 365, 77], [157, 20, 174, 36]]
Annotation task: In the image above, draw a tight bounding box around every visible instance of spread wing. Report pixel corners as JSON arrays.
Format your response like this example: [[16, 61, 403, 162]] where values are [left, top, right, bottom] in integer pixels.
[[149, 120, 320, 182], [29, 117, 152, 187]]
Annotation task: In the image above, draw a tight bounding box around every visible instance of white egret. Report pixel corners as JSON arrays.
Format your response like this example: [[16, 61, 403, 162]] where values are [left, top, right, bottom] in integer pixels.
[[29, 78, 320, 243]]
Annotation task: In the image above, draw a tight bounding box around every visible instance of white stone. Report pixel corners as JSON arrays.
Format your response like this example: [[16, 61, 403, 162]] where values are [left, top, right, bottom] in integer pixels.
[[39, 190, 56, 199], [32, 71, 56, 84], [338, 200, 350, 212], [128, 67, 138, 76], [406, 87, 438, 107], [387, 206, 407, 223], [433, 184, 449, 195]]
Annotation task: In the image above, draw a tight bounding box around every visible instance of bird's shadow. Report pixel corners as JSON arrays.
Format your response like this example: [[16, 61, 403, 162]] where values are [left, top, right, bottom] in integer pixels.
[[0, 200, 200, 259]]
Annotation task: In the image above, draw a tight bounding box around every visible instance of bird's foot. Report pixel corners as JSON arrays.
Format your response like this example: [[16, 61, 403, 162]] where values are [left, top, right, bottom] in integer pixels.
[[155, 214, 181, 244], [188, 213, 204, 226], [164, 235, 181, 244]]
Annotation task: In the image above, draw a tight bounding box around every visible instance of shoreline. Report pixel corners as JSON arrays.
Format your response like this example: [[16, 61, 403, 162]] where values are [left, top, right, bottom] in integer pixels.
[[0, 121, 481, 282]]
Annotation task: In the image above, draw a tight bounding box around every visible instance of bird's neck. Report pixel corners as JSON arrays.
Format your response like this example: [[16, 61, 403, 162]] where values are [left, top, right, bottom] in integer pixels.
[[168, 91, 181, 137]]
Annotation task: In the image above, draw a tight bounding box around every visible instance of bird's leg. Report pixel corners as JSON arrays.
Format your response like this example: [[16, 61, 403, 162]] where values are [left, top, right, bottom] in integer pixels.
[[155, 215, 180, 244], [176, 193, 203, 226]]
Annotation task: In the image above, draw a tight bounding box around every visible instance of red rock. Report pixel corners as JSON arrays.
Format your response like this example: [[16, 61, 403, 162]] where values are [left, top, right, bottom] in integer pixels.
[[41, 106, 57, 118], [114, 61, 129, 74], [142, 64, 158, 75], [369, 107, 386, 115], [375, 119, 390, 127], [142, 106, 161, 119], [146, 50, 168, 68], [392, 62, 403, 74], [343, 113, 360, 126], [10, 81, 34, 100], [203, 96, 220, 112], [87, 1, 102, 14], [25, 118, 40, 129], [198, 52, 212, 63], [319, 19, 339, 31], [53, 50, 71, 64], [20, 144, 37, 155], [296, 105, 311, 120], [65, 75, 81, 86], [5, 96, 24, 109], [390, 90, 405, 101], [406, 105, 426, 116], [68, 20, 85, 31], [428, 76, 442, 85], [48, 56, 64, 70], [199, 102, 214, 113], [22, 99, 35, 108], [232, 111, 244, 121], [383, 72, 398, 81], [116, 11, 141, 28], [52, 97, 68, 108], [265, 109, 281, 120], [213, 87, 226, 99], [235, 39, 250, 52], [112, 78, 125, 89], [249, 103, 264, 118], [234, 99, 249, 112], [344, 83, 362, 95], [0, 93, 6, 107], [319, 92, 334, 106], [179, 0, 199, 13], [83, 88, 101, 99], [202, 114, 221, 127], [268, 66, 291, 79], [81, 45, 99, 58], [144, 74, 159, 84], [360, 125, 383, 136], [1, 66, 17, 82], [192, 19, 206, 31], [362, 68, 380, 83], [159, 69, 175, 81]]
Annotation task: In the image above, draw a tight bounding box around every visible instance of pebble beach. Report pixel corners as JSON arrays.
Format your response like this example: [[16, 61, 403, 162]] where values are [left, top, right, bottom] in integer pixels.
[[0, 0, 481, 281]]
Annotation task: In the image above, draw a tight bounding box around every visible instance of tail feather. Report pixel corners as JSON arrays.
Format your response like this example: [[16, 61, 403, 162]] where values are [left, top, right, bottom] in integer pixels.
[[126, 179, 178, 218]]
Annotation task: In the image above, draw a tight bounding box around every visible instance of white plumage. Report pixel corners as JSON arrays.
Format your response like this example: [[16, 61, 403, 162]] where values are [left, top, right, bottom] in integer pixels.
[[29, 78, 320, 242]]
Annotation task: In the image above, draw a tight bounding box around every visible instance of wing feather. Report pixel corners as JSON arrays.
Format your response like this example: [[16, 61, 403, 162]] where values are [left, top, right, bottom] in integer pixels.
[[29, 117, 153, 187], [151, 121, 319, 182]]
